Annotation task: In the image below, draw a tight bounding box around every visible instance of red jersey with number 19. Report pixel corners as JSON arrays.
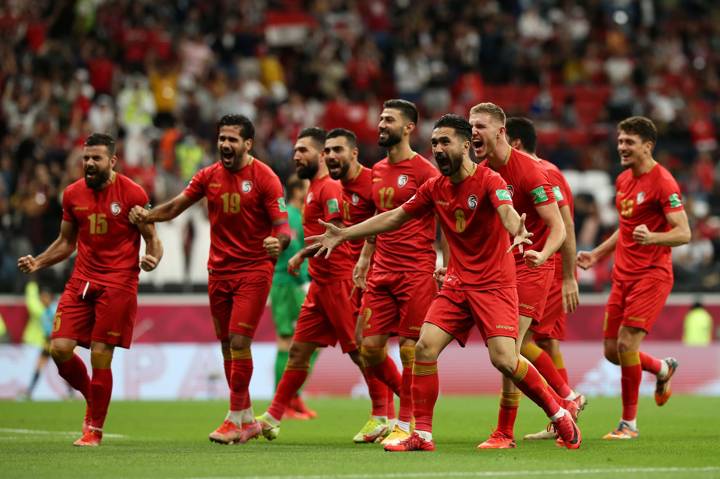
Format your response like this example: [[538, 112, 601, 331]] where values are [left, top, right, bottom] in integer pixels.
[[304, 175, 355, 283], [480, 149, 556, 266], [613, 164, 684, 282], [183, 159, 289, 278], [402, 167, 516, 290], [61, 173, 149, 293], [341, 165, 375, 259], [371, 154, 438, 273]]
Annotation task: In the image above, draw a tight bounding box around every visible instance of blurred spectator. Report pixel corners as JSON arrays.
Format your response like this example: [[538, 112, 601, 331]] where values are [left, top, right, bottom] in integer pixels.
[[683, 300, 714, 346]]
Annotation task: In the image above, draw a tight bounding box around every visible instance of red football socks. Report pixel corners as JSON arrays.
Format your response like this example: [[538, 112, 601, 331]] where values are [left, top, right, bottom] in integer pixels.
[[55, 354, 90, 400], [511, 358, 561, 417], [619, 351, 641, 421], [398, 345, 415, 424], [412, 361, 438, 433], [496, 391, 521, 437], [268, 367, 308, 420], [362, 367, 389, 417], [522, 342, 573, 398], [89, 367, 113, 428], [229, 349, 253, 411], [639, 351, 662, 375]]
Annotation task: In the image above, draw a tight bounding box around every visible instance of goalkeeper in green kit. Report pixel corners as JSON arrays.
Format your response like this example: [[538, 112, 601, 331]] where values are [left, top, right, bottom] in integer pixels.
[[270, 175, 318, 419]]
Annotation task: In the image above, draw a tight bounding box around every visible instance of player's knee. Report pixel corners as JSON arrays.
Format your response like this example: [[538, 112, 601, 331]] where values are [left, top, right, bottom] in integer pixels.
[[287, 344, 312, 368], [360, 343, 387, 366], [603, 345, 620, 364], [49, 342, 73, 363], [489, 350, 516, 376], [535, 337, 552, 353], [399, 344, 415, 369], [615, 338, 636, 354], [414, 339, 438, 362], [229, 334, 251, 351]]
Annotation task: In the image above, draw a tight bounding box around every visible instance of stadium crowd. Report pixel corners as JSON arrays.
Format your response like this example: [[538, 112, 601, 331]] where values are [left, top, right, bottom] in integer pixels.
[[1, 0, 719, 293]]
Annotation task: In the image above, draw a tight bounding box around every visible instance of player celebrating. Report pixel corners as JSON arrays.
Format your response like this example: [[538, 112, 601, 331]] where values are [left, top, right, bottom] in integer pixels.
[[307, 115, 582, 451], [129, 115, 290, 444], [469, 103, 583, 449], [577, 116, 688, 439], [17, 133, 163, 446], [255, 127, 376, 440], [505, 117, 585, 441], [324, 127, 396, 442], [355, 99, 440, 446]]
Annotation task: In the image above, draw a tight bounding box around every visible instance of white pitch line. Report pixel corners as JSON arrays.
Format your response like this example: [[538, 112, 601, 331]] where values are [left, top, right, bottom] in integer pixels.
[[191, 466, 720, 479], [0, 428, 126, 438]]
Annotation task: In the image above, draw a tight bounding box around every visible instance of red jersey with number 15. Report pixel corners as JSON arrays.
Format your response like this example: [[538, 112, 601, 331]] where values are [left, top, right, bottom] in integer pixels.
[[183, 159, 289, 278], [62, 173, 149, 293], [480, 149, 556, 266], [371, 154, 438, 273], [402, 166, 516, 290], [613, 164, 684, 282], [341, 165, 375, 259]]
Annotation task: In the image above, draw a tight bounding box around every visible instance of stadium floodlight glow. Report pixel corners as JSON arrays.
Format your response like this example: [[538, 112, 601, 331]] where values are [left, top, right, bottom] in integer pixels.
[[613, 10, 629, 25]]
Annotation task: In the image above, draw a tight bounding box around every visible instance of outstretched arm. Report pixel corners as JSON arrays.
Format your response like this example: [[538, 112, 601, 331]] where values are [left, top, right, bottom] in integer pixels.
[[129, 192, 196, 224], [307, 207, 412, 258], [577, 228, 619, 270], [497, 205, 533, 253], [18, 220, 78, 273]]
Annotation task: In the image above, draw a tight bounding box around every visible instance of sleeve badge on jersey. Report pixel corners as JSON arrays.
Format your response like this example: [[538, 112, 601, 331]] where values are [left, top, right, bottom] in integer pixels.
[[110, 202, 122, 216], [242, 180, 253, 193], [397, 174, 408, 188], [327, 198, 340, 214], [551, 186, 564, 202], [669, 192, 682, 208], [530, 186, 549, 204], [467, 194, 478, 209], [495, 189, 512, 201], [277, 197, 287, 212]]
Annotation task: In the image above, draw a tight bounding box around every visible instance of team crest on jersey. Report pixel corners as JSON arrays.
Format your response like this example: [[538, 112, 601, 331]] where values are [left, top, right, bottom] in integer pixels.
[[636, 191, 645, 204], [242, 180, 253, 193], [110, 202, 121, 216], [506, 185, 514, 197], [351, 193, 359, 205], [306, 192, 314, 204], [467, 194, 478, 210], [397, 175, 408, 188]]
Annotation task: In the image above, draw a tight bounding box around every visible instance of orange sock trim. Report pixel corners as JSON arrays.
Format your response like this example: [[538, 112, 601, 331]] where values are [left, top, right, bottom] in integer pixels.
[[551, 352, 565, 370], [285, 364, 310, 372], [500, 391, 522, 408], [413, 361, 438, 376], [520, 342, 544, 362], [230, 348, 252, 360], [400, 346, 415, 369], [511, 358, 529, 382], [619, 351, 641, 367]]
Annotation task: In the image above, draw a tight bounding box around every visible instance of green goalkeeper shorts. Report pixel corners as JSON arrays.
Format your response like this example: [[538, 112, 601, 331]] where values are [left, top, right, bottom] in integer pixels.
[[270, 283, 307, 337]]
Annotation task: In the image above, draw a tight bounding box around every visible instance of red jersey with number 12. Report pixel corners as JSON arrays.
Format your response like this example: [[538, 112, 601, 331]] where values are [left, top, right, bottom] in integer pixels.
[[184, 159, 289, 278], [62, 173, 149, 293], [371, 154, 438, 273], [613, 164, 684, 281], [402, 166, 516, 290]]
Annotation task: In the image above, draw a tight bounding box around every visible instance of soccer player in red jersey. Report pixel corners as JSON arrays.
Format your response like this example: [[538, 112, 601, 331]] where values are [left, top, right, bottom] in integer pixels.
[[129, 115, 290, 444], [308, 115, 582, 451], [469, 103, 582, 449], [354, 99, 440, 446], [324, 127, 396, 442], [505, 117, 585, 441], [577, 116, 689, 439], [17, 133, 163, 447], [255, 127, 376, 440]]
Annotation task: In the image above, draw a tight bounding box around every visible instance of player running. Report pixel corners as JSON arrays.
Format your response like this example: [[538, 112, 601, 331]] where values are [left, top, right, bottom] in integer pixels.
[[469, 103, 584, 449], [129, 115, 290, 445], [307, 115, 582, 451], [577, 116, 689, 439], [354, 99, 440, 446], [505, 117, 585, 441], [17, 133, 163, 446]]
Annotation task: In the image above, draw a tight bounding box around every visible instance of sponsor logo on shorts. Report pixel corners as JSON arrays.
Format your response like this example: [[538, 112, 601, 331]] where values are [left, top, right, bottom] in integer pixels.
[[110, 202, 121, 216], [237, 321, 254, 329], [372, 178, 382, 183], [409, 326, 422, 331], [436, 200, 449, 206], [242, 180, 252, 193], [107, 331, 121, 337], [520, 303, 535, 311], [495, 324, 515, 331], [209, 183, 221, 188], [603, 311, 608, 332], [397, 175, 408, 188], [467, 194, 478, 210], [73, 206, 89, 211]]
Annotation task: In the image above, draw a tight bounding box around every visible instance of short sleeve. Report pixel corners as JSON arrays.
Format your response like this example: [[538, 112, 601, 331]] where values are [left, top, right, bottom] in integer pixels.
[[260, 167, 289, 225], [523, 164, 555, 207], [321, 181, 344, 222], [546, 169, 570, 209], [183, 167, 207, 202], [402, 179, 435, 217], [485, 171, 513, 209], [659, 174, 684, 214], [61, 188, 76, 223], [130, 183, 150, 209]]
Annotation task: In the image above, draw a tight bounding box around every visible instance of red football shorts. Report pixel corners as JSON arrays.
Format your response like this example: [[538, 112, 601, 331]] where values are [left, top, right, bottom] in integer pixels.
[[209, 272, 272, 341], [516, 263, 554, 323], [52, 276, 137, 349], [294, 278, 357, 353], [360, 271, 437, 339], [424, 287, 519, 346], [532, 277, 566, 340], [604, 276, 673, 338]]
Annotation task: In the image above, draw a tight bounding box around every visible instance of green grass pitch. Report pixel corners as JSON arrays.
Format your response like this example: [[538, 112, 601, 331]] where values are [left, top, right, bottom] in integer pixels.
[[2, 396, 719, 479]]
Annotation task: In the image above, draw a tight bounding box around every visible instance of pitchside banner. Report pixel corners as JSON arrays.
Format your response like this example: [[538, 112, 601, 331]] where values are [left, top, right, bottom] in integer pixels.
[[1, 342, 719, 400]]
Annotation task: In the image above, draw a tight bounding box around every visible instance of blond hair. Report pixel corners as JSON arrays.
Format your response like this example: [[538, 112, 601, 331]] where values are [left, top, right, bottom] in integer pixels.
[[469, 102, 506, 125]]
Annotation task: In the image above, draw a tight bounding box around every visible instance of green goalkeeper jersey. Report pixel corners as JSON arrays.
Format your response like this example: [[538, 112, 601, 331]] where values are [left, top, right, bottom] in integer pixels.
[[273, 204, 309, 284]]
